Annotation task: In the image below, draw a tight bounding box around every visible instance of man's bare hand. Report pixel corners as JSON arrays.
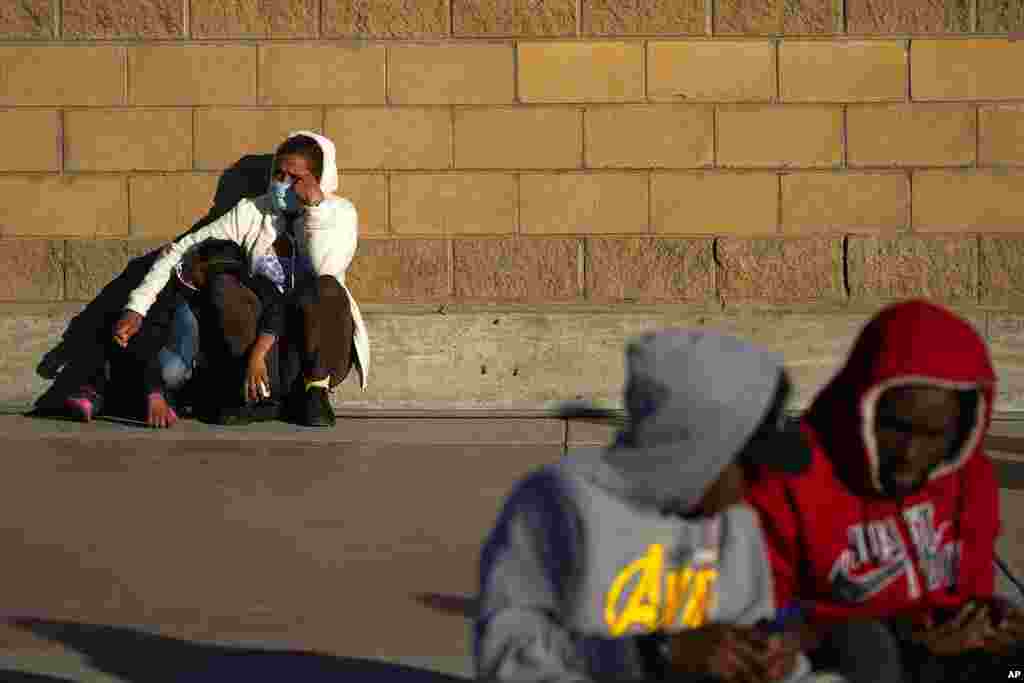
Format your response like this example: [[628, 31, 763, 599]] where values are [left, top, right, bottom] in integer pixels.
[[146, 392, 178, 429], [113, 310, 144, 348], [668, 624, 769, 683], [982, 600, 1024, 655], [754, 631, 802, 681], [912, 602, 991, 656], [245, 355, 271, 402], [292, 171, 323, 207]]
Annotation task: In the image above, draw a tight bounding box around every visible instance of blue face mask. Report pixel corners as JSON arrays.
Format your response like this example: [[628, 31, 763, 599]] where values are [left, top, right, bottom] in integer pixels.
[[270, 179, 302, 213]]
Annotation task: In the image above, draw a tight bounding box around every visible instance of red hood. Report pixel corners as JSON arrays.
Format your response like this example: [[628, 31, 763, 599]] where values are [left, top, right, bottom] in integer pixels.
[[805, 300, 995, 496]]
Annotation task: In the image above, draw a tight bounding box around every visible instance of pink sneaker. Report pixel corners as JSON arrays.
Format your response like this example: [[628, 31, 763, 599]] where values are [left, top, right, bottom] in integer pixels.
[[64, 386, 102, 422]]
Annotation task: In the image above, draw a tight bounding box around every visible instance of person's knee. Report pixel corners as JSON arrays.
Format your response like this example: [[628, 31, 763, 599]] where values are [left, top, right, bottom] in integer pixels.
[[159, 349, 191, 390], [209, 274, 261, 357], [821, 620, 904, 683], [316, 274, 343, 297]]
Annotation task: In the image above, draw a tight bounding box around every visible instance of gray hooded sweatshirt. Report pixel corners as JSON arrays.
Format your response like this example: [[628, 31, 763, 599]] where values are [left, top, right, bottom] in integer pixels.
[[474, 330, 816, 682]]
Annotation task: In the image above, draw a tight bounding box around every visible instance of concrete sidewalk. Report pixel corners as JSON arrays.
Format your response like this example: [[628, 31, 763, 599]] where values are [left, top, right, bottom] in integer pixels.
[[1, 413, 1024, 682]]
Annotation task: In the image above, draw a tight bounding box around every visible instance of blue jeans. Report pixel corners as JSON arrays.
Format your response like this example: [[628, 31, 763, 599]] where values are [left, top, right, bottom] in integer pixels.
[[158, 300, 199, 392]]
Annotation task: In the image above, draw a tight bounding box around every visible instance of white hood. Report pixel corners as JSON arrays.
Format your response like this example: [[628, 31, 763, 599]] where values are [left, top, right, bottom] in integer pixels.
[[270, 130, 339, 196]]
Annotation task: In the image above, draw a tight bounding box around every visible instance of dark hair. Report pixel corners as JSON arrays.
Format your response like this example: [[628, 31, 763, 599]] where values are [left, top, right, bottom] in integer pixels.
[[275, 135, 323, 181], [196, 239, 246, 278]]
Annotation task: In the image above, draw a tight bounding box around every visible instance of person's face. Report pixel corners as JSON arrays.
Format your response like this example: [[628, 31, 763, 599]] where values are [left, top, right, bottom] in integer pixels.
[[875, 386, 962, 496], [690, 461, 746, 517], [273, 154, 314, 184]]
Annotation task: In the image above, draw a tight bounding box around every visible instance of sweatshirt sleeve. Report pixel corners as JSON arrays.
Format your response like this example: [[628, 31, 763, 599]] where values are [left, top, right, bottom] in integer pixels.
[[956, 453, 1000, 601], [744, 471, 803, 613], [302, 197, 357, 280], [125, 199, 250, 318], [474, 470, 649, 683]]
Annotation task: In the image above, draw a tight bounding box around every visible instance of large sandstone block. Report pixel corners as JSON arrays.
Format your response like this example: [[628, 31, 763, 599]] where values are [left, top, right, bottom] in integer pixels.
[[980, 105, 1024, 167], [783, 0, 842, 33], [63, 0, 183, 38], [453, 0, 576, 36], [582, 0, 704, 34], [987, 317, 1024, 411], [982, 239, 1024, 309], [130, 46, 257, 106], [781, 172, 908, 233], [717, 237, 845, 305], [520, 173, 648, 235], [584, 237, 715, 303], [846, 0, 972, 33], [913, 170, 1024, 232], [647, 40, 775, 102], [0, 47, 123, 106], [847, 104, 976, 167], [258, 44, 386, 105], [585, 104, 713, 168], [978, 0, 1024, 32], [717, 105, 843, 168], [346, 238, 449, 302], [780, 40, 907, 102], [913, 40, 1024, 101], [714, 0, 780, 33], [327, 107, 452, 170], [518, 41, 645, 103], [453, 106, 582, 169], [323, 0, 450, 37], [0, 240, 64, 302], [65, 239, 165, 301], [194, 108, 321, 170], [388, 44, 514, 105], [0, 176, 127, 238], [847, 235, 979, 305], [715, 0, 844, 34], [453, 238, 580, 301], [339, 174, 388, 235], [129, 174, 220, 239], [64, 109, 193, 172], [0, 109, 60, 172], [652, 172, 778, 235], [191, 0, 317, 37], [0, 0, 55, 38], [390, 173, 516, 235]]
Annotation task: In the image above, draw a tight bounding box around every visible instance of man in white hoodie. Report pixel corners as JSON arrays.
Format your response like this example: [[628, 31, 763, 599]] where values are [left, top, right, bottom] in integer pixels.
[[111, 132, 370, 427], [475, 329, 843, 682]]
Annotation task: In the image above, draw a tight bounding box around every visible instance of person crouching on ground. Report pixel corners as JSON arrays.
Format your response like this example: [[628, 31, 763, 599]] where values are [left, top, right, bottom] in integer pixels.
[[111, 132, 370, 427], [61, 242, 210, 428], [474, 329, 844, 682], [745, 299, 1024, 683]]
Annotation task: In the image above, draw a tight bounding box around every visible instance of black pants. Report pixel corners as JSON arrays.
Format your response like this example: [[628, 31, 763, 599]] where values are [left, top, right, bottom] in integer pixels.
[[195, 273, 355, 413], [280, 274, 356, 392], [811, 619, 1024, 683]]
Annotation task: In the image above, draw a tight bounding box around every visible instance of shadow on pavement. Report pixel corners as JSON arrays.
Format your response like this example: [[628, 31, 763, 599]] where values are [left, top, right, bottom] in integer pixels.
[[11, 617, 468, 683], [414, 593, 478, 620], [0, 672, 75, 682]]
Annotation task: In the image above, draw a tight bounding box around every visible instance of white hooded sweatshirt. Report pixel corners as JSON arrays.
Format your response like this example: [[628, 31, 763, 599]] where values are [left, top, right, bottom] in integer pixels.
[[124, 131, 370, 390]]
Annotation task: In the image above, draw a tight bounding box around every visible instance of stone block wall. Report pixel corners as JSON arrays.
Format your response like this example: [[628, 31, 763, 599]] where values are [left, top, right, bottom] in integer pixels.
[[2, 1, 1024, 410]]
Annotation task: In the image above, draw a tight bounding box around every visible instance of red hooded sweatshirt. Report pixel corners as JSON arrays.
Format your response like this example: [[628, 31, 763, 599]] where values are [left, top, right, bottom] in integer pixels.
[[745, 300, 999, 626]]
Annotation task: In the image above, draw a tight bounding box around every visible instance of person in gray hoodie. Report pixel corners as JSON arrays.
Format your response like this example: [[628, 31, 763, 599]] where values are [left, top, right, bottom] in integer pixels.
[[474, 328, 842, 682]]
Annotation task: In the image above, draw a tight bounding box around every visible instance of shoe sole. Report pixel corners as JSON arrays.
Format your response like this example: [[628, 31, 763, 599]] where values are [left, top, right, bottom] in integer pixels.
[[300, 417, 336, 428]]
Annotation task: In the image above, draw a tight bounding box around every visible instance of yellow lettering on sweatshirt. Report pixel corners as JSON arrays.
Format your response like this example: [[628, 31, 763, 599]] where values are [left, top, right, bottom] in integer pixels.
[[604, 544, 718, 636]]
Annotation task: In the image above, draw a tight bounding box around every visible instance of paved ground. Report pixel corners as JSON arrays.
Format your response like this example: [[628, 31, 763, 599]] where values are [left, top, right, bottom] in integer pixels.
[[1, 413, 1024, 682]]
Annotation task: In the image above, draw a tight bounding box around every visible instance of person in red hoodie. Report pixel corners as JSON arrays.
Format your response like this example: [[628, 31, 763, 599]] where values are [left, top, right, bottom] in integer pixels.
[[746, 299, 1024, 683]]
